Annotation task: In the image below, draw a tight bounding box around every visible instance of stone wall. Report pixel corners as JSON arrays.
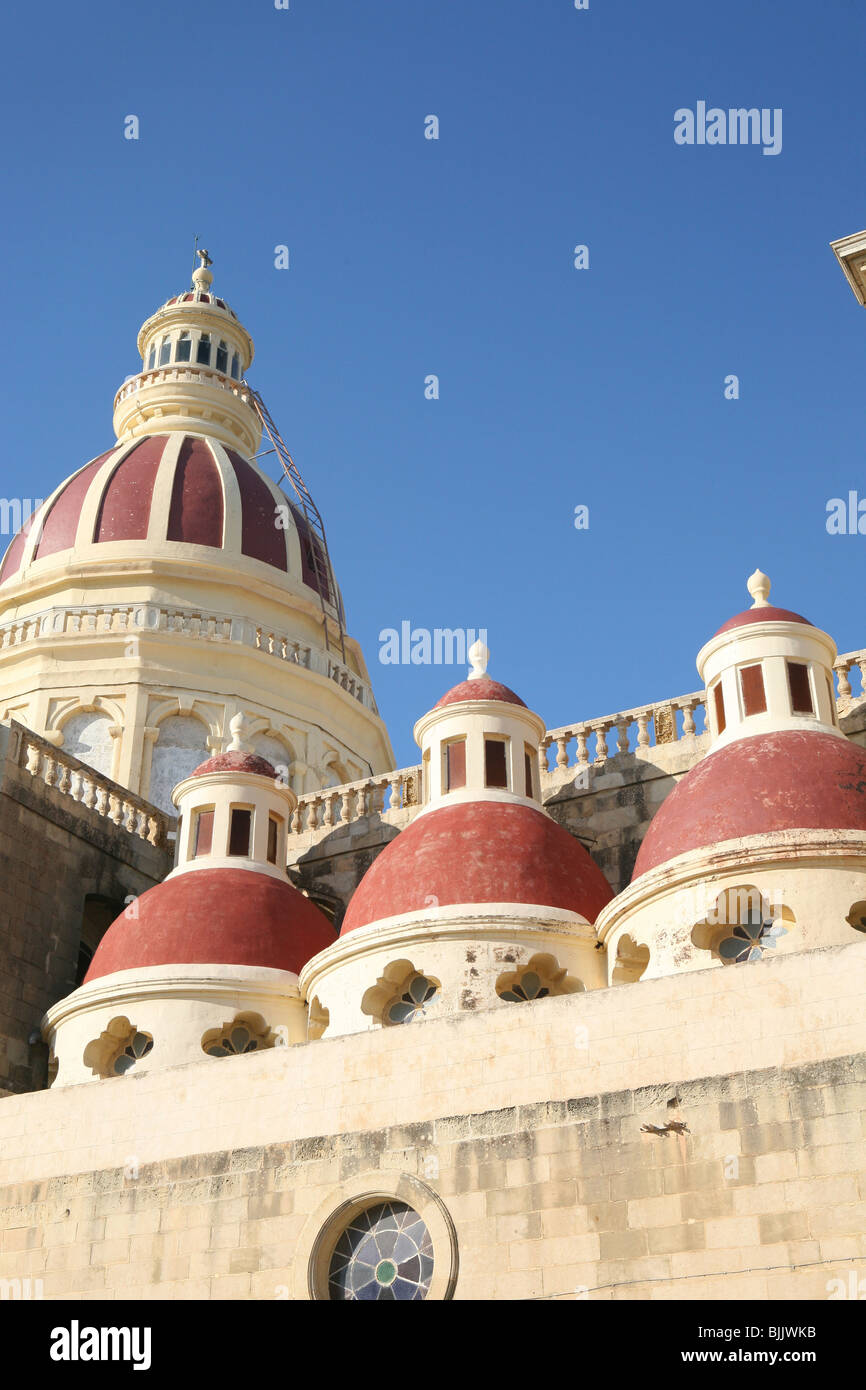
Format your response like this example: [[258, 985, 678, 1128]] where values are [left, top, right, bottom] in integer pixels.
[[0, 725, 172, 1095], [1, 938, 864, 1300]]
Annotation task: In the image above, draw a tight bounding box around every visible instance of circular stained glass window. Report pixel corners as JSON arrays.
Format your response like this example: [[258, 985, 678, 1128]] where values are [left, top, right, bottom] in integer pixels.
[[327, 1201, 434, 1300]]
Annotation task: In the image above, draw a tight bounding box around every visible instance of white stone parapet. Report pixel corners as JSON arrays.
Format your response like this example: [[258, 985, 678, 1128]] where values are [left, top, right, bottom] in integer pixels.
[[112, 363, 254, 411], [10, 722, 171, 848], [290, 765, 423, 836], [0, 602, 377, 712], [286, 649, 866, 839], [540, 691, 708, 776]]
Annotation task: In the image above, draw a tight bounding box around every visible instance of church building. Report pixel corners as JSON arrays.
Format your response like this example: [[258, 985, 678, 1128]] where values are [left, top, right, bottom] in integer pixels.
[[0, 241, 865, 1301]]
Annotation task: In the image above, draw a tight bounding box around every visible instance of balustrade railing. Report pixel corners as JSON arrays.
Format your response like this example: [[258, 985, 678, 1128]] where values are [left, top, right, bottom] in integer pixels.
[[0, 603, 376, 711], [285, 646, 866, 836], [540, 692, 708, 777], [114, 365, 252, 409], [834, 649, 866, 705], [11, 723, 171, 849], [289, 766, 422, 835]]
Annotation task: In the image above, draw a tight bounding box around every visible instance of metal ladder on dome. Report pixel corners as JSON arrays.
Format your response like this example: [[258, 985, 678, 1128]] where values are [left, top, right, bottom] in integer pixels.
[[245, 384, 347, 664]]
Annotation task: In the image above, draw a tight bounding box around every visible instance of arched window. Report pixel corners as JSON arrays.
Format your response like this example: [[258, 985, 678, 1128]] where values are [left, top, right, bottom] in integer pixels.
[[196, 333, 211, 366], [176, 330, 191, 362], [61, 711, 114, 778], [148, 715, 211, 814], [252, 734, 294, 789], [230, 353, 240, 380], [216, 340, 228, 373], [158, 336, 171, 366]]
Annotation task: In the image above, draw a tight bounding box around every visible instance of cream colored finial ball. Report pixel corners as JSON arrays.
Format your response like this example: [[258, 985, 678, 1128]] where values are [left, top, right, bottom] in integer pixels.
[[228, 712, 251, 752], [468, 641, 489, 680], [747, 569, 771, 608], [192, 264, 214, 292]]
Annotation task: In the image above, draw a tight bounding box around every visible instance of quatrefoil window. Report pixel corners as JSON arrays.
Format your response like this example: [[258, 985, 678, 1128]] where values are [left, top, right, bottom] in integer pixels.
[[386, 974, 438, 1025]]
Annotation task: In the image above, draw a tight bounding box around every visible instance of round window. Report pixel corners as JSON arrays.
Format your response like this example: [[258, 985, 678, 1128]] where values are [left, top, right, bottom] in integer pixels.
[[327, 1200, 434, 1300]]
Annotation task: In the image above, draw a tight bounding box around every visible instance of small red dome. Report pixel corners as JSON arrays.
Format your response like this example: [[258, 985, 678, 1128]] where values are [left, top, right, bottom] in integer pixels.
[[341, 800, 613, 934], [713, 606, 812, 637], [633, 730, 866, 879], [84, 868, 334, 981], [434, 677, 526, 709], [192, 751, 277, 779]]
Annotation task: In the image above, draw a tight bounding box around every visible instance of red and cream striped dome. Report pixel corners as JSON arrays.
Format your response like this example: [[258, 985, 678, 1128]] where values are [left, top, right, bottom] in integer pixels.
[[0, 433, 335, 603]]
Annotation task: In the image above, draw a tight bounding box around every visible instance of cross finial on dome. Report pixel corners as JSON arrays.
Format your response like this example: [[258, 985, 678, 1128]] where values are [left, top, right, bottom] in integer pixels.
[[227, 712, 251, 753], [747, 569, 771, 609], [467, 640, 489, 680]]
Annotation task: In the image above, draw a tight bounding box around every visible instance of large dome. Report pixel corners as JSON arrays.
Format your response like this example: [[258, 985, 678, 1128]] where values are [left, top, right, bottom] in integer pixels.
[[633, 730, 866, 878], [84, 867, 335, 981], [341, 800, 614, 934], [0, 433, 334, 603]]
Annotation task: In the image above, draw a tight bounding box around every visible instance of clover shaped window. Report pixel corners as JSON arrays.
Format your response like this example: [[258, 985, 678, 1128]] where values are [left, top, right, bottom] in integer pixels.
[[386, 973, 438, 1025], [496, 952, 584, 1003], [500, 970, 549, 1002], [691, 886, 793, 966], [202, 1013, 275, 1058], [718, 914, 787, 963], [112, 1030, 153, 1076]]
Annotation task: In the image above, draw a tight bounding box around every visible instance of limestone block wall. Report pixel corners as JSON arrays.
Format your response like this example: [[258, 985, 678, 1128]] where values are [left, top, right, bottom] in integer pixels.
[[0, 725, 172, 1096], [0, 939, 864, 1299]]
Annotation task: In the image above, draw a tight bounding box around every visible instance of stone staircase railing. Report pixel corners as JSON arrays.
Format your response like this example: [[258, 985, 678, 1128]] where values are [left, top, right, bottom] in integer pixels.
[[0, 602, 376, 711], [287, 645, 866, 837], [10, 723, 172, 848]]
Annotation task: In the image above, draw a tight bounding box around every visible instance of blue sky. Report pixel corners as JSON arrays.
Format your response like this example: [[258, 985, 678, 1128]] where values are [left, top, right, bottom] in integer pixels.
[[1, 0, 865, 767]]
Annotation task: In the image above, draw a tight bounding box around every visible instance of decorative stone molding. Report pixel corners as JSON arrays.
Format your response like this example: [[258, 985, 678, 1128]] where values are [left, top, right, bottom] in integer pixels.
[[0, 601, 377, 711]]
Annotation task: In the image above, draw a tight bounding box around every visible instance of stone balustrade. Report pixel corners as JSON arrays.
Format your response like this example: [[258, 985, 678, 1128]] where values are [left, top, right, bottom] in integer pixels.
[[834, 648, 866, 706], [287, 646, 866, 838], [290, 766, 423, 835], [540, 692, 708, 777], [0, 603, 377, 712], [11, 723, 172, 848], [113, 365, 252, 410]]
